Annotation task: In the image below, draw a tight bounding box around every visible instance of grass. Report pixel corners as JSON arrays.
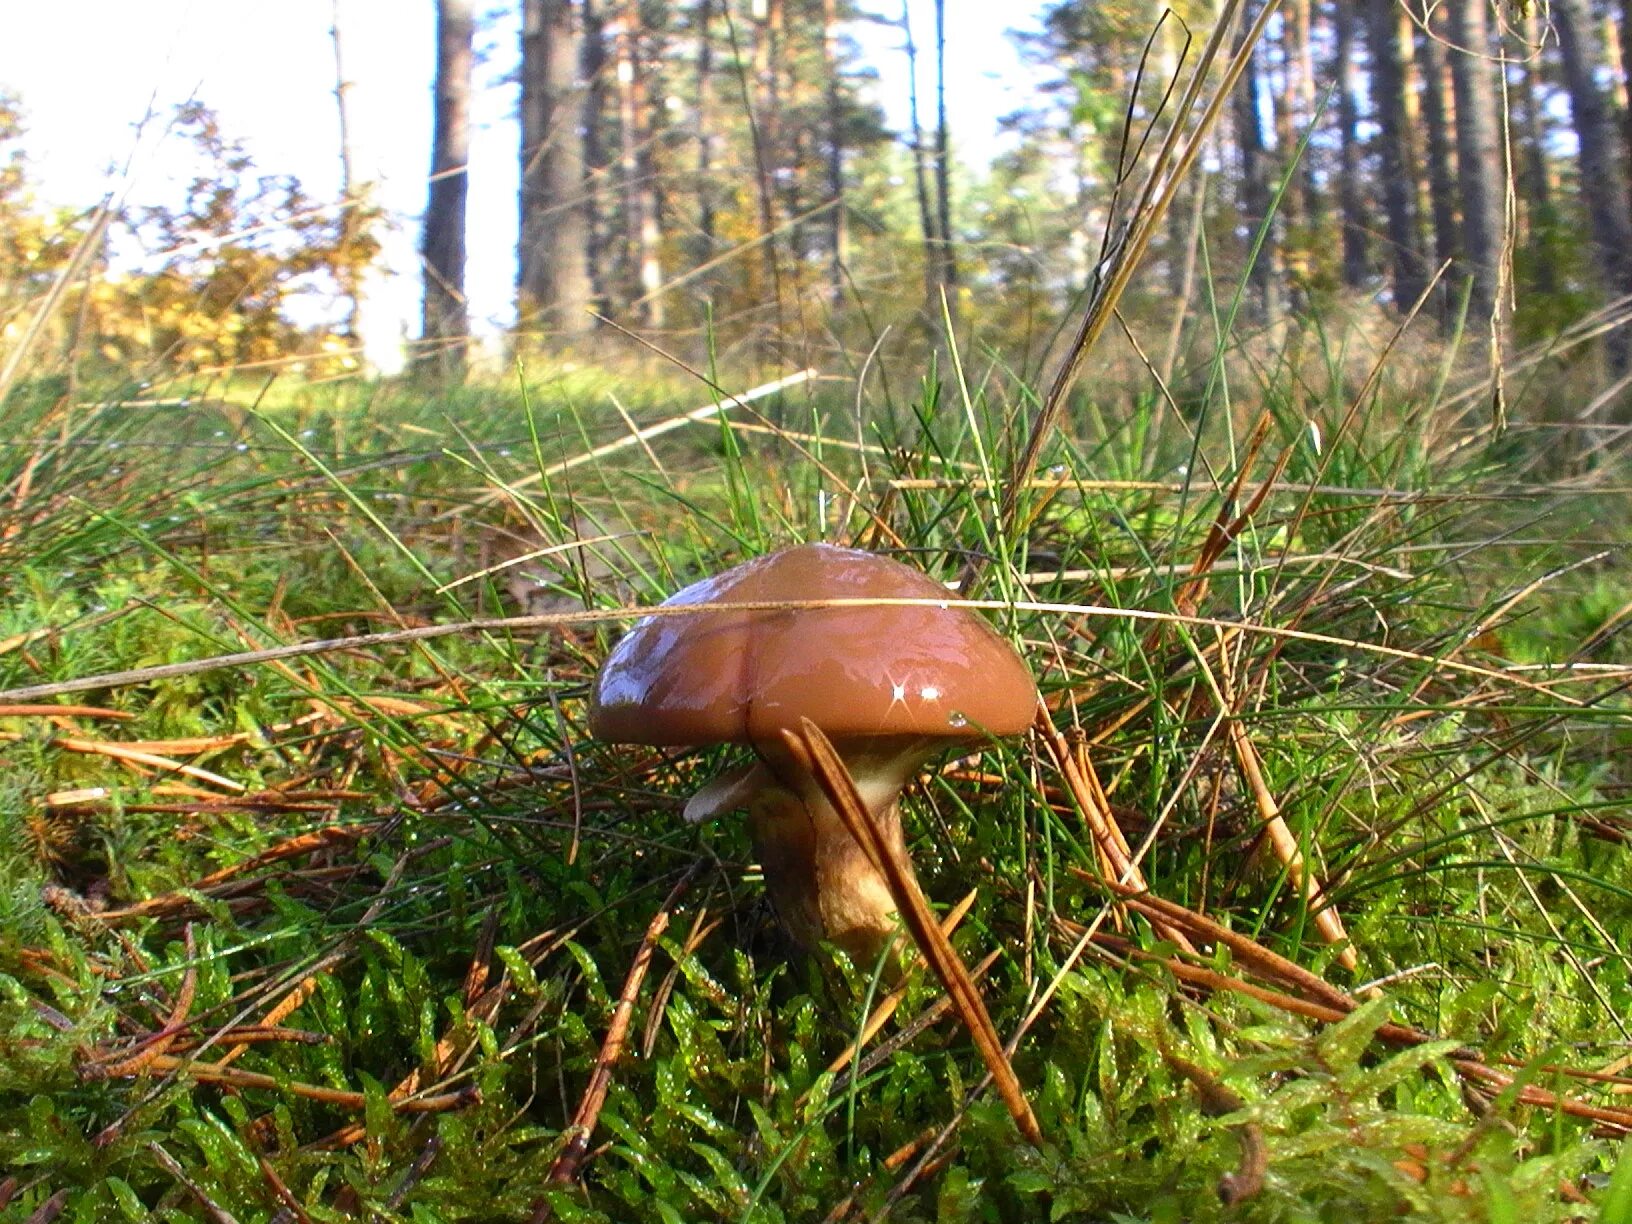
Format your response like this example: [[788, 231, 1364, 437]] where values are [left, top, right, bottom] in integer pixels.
[[0, 325, 1629, 1221]]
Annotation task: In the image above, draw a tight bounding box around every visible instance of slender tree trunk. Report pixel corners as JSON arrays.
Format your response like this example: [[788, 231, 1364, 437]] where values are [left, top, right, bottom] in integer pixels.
[[520, 0, 595, 338], [694, 0, 717, 257], [1233, 1, 1279, 318], [1273, 0, 1307, 293], [1553, 0, 1632, 374], [931, 0, 957, 324], [1621, 0, 1632, 190], [822, 0, 846, 304], [1512, 7, 1557, 295], [614, 6, 663, 325], [1366, 0, 1426, 312], [421, 0, 474, 378], [1333, 0, 1367, 288], [330, 0, 362, 341], [1447, 0, 1506, 331], [902, 0, 938, 309], [1418, 4, 1461, 313], [581, 0, 609, 310]]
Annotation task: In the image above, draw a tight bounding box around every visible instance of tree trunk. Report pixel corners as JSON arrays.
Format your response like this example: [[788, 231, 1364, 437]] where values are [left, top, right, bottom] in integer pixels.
[[1446, 0, 1506, 331], [1332, 0, 1366, 289], [421, 0, 474, 378], [330, 0, 362, 341], [822, 0, 846, 304], [1365, 0, 1426, 312], [614, 6, 663, 325], [931, 0, 957, 323], [901, 0, 938, 310], [1511, 6, 1557, 295], [1553, 0, 1632, 372], [581, 0, 609, 310], [1417, 4, 1461, 314], [694, 0, 717, 258], [1621, 0, 1632, 192], [1273, 0, 1310, 293], [1233, 1, 1279, 318], [520, 0, 595, 338]]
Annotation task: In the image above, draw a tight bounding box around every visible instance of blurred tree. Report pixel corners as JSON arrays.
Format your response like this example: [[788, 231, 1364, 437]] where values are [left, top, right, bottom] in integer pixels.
[[1447, 0, 1506, 334], [1366, 0, 1428, 311], [421, 0, 474, 379], [1551, 0, 1632, 374], [520, 0, 596, 339]]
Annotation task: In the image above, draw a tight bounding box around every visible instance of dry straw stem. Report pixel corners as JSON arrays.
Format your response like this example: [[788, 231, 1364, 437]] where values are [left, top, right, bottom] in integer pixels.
[[108, 1053, 479, 1115], [471, 367, 817, 506], [781, 719, 1044, 1147], [0, 597, 1593, 707], [1033, 704, 1196, 952], [83, 926, 197, 1081], [1003, 0, 1283, 530]]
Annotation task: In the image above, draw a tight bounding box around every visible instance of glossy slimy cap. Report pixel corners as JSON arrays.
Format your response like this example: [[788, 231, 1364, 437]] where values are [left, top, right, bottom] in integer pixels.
[[590, 543, 1038, 749]]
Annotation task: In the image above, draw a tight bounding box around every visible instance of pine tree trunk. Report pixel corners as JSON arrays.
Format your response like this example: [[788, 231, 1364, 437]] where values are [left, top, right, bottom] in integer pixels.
[[932, 0, 957, 325], [1513, 7, 1557, 295], [581, 0, 609, 309], [1446, 0, 1506, 331], [614, 6, 664, 325], [901, 0, 938, 310], [1333, 0, 1366, 289], [822, 0, 846, 304], [694, 0, 717, 258], [1365, 0, 1426, 312], [1233, 2, 1279, 318], [1417, 4, 1461, 314], [330, 0, 362, 341], [1553, 0, 1632, 375], [421, 0, 474, 378], [520, 0, 595, 338]]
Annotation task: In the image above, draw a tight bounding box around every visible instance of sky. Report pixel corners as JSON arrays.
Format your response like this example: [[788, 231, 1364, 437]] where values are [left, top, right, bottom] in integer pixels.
[[1, 1, 1046, 365]]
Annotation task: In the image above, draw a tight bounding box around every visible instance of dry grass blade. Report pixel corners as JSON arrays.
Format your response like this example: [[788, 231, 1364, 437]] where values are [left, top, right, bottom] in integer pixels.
[[1224, 715, 1357, 970], [108, 1053, 480, 1115], [1033, 705, 1197, 952], [1001, 0, 1282, 530], [782, 718, 1043, 1146]]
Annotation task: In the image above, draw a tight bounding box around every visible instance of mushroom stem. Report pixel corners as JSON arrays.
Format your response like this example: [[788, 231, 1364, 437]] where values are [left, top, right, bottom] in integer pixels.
[[750, 787, 912, 962], [699, 745, 930, 963]]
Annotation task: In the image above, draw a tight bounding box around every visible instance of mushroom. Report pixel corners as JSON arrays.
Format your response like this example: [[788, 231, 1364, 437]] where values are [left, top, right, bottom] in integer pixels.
[[590, 542, 1038, 963]]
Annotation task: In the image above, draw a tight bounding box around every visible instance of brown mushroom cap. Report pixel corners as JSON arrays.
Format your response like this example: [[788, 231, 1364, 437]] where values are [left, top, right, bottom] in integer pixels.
[[590, 543, 1038, 748]]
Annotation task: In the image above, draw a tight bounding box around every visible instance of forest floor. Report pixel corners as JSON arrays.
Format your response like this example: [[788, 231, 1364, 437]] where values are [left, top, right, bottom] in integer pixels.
[[1, 348, 1630, 1221]]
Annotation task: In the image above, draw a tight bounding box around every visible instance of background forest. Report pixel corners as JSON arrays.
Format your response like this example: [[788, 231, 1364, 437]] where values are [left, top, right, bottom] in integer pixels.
[[4, 1, 1632, 1221]]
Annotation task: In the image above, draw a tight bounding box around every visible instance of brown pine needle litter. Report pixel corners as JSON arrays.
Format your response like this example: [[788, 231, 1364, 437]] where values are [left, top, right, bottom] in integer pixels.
[[781, 718, 1045, 1147]]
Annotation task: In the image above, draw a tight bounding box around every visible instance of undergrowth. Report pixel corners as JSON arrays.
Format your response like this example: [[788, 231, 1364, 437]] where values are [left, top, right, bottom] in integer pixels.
[[0, 331, 1629, 1221]]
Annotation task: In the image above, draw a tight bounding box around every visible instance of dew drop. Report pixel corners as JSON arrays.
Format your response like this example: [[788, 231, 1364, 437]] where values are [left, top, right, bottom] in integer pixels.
[[1048, 464, 1068, 479], [234, 442, 249, 452], [947, 711, 969, 729]]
